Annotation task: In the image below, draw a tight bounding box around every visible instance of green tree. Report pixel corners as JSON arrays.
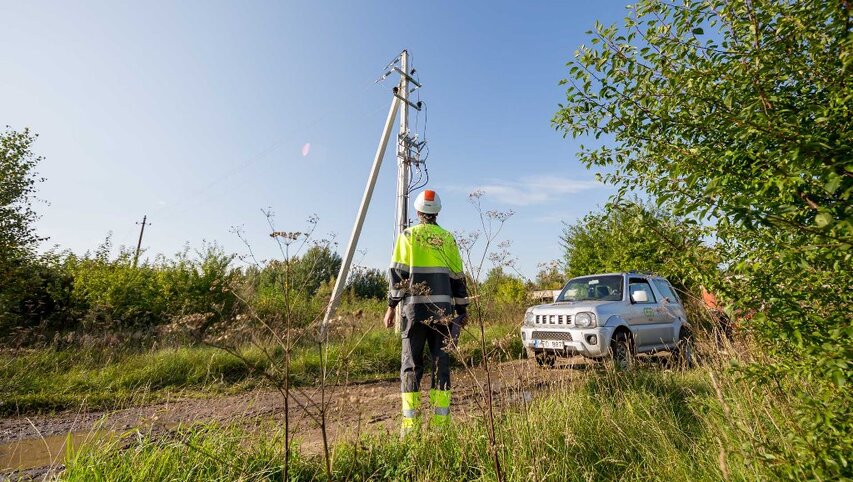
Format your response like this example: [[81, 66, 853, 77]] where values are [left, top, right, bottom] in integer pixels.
[[290, 245, 342, 296], [554, 1, 851, 477], [533, 261, 564, 290], [0, 127, 52, 338], [561, 202, 713, 295], [0, 127, 44, 257], [345, 267, 387, 300], [481, 267, 527, 306]]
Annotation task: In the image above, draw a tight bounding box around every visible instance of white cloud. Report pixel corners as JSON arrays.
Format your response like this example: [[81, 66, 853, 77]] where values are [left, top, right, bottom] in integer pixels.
[[531, 212, 567, 224], [448, 175, 604, 206]]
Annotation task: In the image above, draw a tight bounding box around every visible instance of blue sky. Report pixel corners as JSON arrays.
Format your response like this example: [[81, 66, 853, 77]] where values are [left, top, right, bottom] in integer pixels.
[[2, 1, 628, 278]]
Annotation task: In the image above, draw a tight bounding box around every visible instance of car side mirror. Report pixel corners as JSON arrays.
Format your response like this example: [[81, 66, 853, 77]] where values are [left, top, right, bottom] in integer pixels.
[[631, 291, 648, 303]]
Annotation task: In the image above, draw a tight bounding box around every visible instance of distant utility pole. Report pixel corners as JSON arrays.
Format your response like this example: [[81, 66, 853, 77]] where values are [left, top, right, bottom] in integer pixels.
[[134, 215, 150, 267]]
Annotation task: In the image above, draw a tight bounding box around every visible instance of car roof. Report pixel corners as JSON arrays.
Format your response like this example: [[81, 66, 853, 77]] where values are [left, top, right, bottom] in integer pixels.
[[568, 272, 665, 279], [569, 272, 624, 278]]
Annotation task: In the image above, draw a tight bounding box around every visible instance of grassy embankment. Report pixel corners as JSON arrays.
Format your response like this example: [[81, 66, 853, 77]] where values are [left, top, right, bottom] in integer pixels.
[[0, 316, 522, 416], [62, 365, 803, 481]]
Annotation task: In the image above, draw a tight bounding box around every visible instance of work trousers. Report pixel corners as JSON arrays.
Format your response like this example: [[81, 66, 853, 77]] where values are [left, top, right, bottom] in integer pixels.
[[400, 319, 451, 393]]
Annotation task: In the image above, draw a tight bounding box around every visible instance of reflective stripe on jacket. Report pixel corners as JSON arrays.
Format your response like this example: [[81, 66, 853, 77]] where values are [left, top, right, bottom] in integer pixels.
[[389, 223, 468, 335]]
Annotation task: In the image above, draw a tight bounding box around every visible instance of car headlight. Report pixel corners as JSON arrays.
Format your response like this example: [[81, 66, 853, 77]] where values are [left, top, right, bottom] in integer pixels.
[[575, 312, 596, 328], [523, 309, 535, 326]]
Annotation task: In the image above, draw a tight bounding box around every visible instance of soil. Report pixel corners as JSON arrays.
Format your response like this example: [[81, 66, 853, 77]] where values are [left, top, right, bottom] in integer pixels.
[[0, 357, 600, 480]]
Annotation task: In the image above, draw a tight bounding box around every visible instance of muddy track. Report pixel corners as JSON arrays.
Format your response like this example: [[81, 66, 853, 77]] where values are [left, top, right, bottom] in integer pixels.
[[0, 358, 595, 479]]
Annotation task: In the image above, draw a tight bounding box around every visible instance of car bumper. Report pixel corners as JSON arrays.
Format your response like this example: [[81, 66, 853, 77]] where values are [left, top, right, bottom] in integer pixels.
[[520, 326, 613, 358]]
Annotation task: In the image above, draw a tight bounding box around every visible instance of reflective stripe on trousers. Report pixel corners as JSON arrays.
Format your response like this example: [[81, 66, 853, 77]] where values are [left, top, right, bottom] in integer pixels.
[[401, 391, 421, 435], [430, 389, 451, 427]]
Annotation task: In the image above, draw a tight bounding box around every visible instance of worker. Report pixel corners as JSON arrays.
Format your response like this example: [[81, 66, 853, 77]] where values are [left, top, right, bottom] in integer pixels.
[[702, 288, 734, 347], [384, 189, 468, 436]]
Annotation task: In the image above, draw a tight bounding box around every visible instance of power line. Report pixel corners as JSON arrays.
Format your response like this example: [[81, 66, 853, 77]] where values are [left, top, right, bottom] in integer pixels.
[[152, 75, 385, 223]]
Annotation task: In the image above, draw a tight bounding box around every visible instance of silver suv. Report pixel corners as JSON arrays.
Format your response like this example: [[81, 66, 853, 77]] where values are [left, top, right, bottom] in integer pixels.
[[521, 272, 693, 368]]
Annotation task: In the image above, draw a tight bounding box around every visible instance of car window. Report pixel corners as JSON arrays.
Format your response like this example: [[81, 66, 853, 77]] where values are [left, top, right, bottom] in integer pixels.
[[628, 278, 657, 304], [669, 282, 681, 303], [652, 279, 678, 303], [556, 275, 623, 302]]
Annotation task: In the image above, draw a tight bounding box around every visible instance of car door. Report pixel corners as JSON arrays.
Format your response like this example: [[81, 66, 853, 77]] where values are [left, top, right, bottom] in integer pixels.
[[651, 278, 684, 344], [626, 277, 669, 350]]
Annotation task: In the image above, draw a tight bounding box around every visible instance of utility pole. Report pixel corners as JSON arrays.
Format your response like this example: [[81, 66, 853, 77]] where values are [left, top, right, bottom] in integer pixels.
[[322, 50, 424, 334], [134, 215, 150, 267], [395, 50, 410, 235]]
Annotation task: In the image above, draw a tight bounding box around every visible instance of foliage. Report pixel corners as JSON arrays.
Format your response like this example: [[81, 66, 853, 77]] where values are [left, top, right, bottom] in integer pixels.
[[561, 202, 714, 294], [554, 0, 852, 477], [0, 127, 52, 338], [0, 127, 44, 257], [346, 266, 387, 300], [532, 260, 564, 290], [239, 243, 342, 327], [480, 267, 528, 306], [0, 237, 241, 341], [156, 244, 239, 323], [65, 239, 238, 331], [0, 253, 77, 342], [290, 245, 342, 296], [554, 0, 851, 238]]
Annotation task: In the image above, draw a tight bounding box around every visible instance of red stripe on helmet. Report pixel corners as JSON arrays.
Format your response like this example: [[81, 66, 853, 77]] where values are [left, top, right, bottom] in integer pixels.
[[424, 190, 436, 201]]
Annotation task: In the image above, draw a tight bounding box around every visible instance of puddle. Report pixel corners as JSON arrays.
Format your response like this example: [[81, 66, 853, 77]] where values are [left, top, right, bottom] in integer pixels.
[[0, 431, 109, 473], [502, 390, 535, 406], [0, 421, 190, 474]]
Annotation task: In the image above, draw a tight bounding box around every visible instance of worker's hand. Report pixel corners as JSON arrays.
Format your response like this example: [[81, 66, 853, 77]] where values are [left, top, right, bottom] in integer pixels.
[[457, 312, 468, 327], [383, 307, 395, 329]]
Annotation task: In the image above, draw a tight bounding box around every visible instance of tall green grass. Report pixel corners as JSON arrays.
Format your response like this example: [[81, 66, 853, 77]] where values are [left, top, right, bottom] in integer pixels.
[[0, 319, 521, 416], [63, 368, 797, 481], [1, 345, 262, 415]]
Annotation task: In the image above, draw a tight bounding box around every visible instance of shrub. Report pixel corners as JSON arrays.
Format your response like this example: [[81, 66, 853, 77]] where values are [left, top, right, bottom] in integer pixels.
[[346, 267, 387, 300], [554, 0, 852, 476]]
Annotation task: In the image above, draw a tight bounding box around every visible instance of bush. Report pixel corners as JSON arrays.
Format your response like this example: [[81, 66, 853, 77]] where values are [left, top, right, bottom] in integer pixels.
[[0, 239, 241, 342], [346, 267, 387, 300], [64, 241, 239, 332], [480, 267, 528, 307], [0, 252, 77, 344]]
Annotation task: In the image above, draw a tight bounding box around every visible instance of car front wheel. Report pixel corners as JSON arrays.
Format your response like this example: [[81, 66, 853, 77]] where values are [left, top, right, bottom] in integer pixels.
[[609, 331, 634, 370], [535, 351, 556, 368]]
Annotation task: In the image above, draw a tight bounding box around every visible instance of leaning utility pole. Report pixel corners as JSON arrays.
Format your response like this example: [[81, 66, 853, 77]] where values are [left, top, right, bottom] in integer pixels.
[[133, 214, 150, 267], [322, 50, 424, 334]]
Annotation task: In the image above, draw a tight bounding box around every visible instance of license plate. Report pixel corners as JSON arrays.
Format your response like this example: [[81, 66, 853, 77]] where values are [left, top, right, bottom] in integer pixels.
[[540, 340, 564, 349]]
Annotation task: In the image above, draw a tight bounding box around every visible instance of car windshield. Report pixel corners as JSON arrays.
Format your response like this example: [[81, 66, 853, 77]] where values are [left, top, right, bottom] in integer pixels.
[[556, 275, 623, 302]]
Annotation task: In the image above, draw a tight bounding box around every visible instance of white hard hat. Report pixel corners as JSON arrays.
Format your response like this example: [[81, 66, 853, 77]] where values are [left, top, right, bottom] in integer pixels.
[[414, 189, 442, 214]]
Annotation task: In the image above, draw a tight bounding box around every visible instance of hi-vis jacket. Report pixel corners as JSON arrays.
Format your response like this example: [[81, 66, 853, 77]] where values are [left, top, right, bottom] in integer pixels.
[[389, 223, 468, 336]]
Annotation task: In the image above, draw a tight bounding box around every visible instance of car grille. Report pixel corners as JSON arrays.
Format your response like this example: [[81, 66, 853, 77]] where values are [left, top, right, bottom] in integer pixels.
[[535, 314, 573, 325], [532, 331, 573, 341]]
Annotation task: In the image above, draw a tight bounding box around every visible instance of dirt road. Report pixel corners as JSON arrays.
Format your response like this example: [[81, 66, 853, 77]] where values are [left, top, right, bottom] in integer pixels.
[[0, 357, 594, 479]]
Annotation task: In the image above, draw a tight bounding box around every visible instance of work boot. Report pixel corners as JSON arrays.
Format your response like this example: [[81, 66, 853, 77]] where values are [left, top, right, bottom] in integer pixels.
[[400, 391, 421, 438], [430, 389, 451, 428]]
